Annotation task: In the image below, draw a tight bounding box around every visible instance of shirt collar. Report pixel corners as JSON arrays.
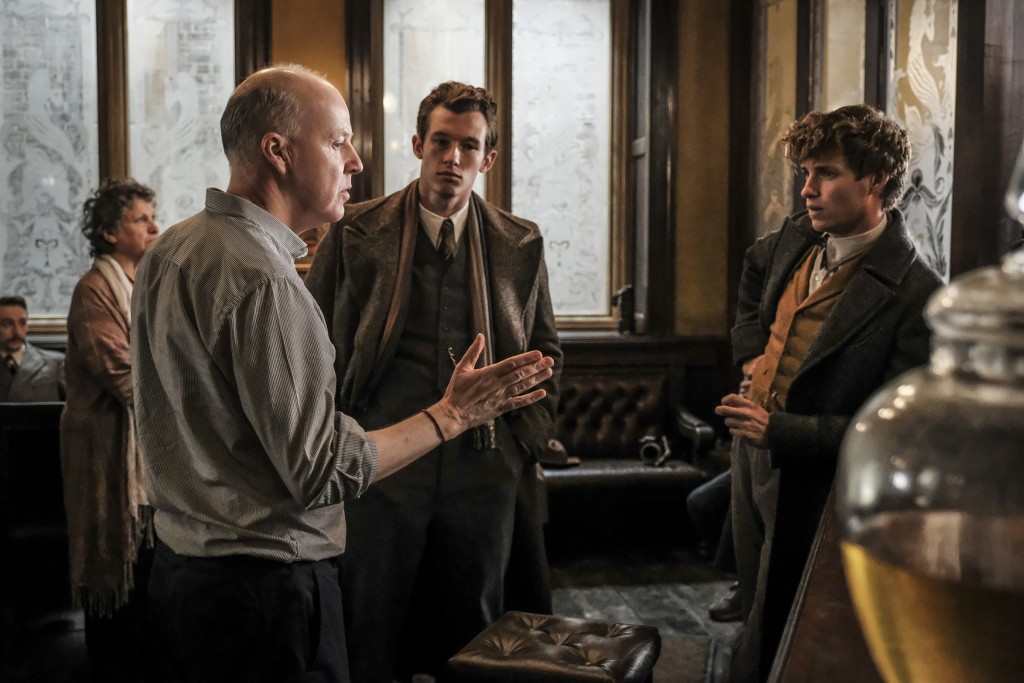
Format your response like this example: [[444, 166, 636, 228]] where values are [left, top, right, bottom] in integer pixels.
[[418, 201, 470, 248], [8, 346, 25, 365], [825, 213, 888, 269], [204, 188, 309, 260]]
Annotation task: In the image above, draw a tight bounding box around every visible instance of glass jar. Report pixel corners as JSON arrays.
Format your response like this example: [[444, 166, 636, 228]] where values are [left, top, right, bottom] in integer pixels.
[[836, 249, 1024, 683]]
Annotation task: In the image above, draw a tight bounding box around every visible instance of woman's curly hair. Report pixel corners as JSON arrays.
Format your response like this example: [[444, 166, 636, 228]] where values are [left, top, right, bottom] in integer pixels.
[[782, 104, 910, 210], [80, 177, 156, 257]]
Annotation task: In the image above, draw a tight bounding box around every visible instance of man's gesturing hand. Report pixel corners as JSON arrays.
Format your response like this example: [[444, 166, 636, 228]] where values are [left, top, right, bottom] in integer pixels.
[[431, 333, 554, 440]]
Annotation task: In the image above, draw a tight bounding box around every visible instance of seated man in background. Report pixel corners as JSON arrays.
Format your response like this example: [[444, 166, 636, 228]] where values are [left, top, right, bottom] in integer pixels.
[[717, 104, 943, 682], [0, 295, 64, 402]]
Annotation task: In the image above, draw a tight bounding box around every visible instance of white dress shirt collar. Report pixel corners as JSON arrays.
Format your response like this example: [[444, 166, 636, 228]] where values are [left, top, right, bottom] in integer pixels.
[[418, 202, 470, 248]]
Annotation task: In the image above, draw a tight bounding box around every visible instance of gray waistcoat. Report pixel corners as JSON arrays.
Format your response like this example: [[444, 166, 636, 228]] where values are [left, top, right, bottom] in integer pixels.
[[357, 226, 473, 430]]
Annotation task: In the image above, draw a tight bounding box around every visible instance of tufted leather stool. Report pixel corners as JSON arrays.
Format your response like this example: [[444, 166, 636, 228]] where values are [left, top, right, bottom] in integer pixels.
[[447, 611, 660, 682]]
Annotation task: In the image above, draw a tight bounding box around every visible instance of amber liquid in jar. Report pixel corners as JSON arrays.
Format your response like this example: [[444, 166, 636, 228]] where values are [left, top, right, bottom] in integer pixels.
[[842, 510, 1024, 683]]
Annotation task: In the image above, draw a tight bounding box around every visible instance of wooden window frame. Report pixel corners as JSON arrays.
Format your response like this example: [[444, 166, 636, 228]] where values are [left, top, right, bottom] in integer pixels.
[[97, 0, 271, 178], [28, 0, 270, 337], [344, 0, 646, 332]]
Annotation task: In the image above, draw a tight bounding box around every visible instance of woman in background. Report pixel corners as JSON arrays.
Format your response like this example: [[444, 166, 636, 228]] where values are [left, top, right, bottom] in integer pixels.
[[61, 177, 159, 681]]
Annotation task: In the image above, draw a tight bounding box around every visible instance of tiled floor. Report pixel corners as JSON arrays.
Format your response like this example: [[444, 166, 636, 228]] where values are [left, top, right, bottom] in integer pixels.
[[550, 545, 738, 683], [1, 543, 737, 682]]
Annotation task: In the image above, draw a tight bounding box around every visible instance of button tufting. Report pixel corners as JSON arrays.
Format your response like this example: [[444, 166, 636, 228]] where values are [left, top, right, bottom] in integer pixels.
[[448, 611, 660, 682]]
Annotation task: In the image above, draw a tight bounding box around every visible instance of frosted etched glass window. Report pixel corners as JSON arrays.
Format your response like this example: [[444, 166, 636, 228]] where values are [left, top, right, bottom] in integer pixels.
[[888, 0, 957, 279], [0, 0, 99, 323], [127, 0, 234, 226], [823, 0, 866, 111], [512, 0, 611, 317], [754, 0, 798, 238], [382, 0, 485, 195]]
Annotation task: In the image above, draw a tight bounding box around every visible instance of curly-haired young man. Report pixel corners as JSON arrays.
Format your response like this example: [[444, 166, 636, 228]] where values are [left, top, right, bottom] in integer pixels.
[[716, 104, 943, 682]]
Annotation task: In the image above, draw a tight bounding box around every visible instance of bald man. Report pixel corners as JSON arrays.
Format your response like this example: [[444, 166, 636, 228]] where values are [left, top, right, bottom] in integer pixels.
[[131, 65, 554, 682]]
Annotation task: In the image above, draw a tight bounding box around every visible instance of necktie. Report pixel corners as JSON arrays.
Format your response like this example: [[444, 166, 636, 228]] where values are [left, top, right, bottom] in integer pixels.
[[438, 219, 457, 262], [4, 354, 15, 376]]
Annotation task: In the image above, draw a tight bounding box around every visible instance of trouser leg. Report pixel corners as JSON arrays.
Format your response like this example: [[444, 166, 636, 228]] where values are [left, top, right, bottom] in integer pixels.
[[342, 454, 436, 683], [503, 461, 552, 615], [425, 446, 519, 676], [727, 441, 778, 683]]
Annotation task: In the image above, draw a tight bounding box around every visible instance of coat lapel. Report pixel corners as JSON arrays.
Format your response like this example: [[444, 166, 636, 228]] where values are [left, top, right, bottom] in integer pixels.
[[0, 354, 12, 399], [375, 185, 420, 367], [762, 218, 820, 333], [11, 344, 44, 396], [477, 201, 544, 361], [337, 187, 543, 406], [340, 186, 413, 401], [797, 212, 916, 377]]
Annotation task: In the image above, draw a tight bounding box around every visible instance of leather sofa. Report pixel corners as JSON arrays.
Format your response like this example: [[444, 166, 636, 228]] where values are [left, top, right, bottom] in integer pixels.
[[543, 371, 716, 495], [539, 369, 719, 551]]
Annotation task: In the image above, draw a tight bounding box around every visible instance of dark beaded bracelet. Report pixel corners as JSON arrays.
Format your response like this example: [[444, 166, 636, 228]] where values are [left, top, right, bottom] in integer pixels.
[[421, 408, 446, 443]]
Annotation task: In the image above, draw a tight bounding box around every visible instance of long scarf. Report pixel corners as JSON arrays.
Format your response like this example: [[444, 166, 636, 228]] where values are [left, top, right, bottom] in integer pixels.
[[71, 255, 152, 616], [378, 184, 497, 448], [465, 198, 497, 449]]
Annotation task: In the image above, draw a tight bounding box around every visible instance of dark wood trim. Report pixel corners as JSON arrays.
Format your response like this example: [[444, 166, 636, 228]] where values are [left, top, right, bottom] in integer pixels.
[[644, 0, 677, 338], [795, 0, 812, 117], [728, 0, 754, 353], [485, 0, 512, 212], [235, 0, 271, 82], [607, 0, 630, 331], [791, 0, 812, 209], [623, 0, 648, 334], [863, 0, 889, 108], [96, 0, 128, 179], [769, 490, 884, 682], [950, 2, 988, 277], [950, 0, 1024, 276], [807, 0, 825, 110], [100, 0, 270, 178], [345, 0, 380, 203]]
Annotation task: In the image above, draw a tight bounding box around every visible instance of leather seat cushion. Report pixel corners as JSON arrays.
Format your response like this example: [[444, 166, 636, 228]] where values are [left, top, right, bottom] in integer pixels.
[[447, 610, 660, 682]]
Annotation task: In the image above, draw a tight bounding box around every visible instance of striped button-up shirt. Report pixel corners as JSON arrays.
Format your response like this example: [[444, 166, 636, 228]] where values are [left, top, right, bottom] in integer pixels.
[[131, 189, 378, 562]]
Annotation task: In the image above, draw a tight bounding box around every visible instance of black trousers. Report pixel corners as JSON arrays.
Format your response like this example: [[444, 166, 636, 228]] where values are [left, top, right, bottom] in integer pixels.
[[148, 541, 349, 683], [84, 542, 156, 682], [342, 441, 519, 683], [686, 469, 737, 572]]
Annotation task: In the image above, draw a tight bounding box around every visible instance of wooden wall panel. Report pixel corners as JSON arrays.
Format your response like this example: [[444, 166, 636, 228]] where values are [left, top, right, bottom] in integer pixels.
[[270, 0, 346, 93], [676, 2, 732, 339], [951, 0, 1024, 275]]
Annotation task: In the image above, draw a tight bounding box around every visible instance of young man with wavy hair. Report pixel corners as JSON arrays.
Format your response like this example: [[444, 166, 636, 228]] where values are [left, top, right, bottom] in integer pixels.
[[717, 104, 943, 682]]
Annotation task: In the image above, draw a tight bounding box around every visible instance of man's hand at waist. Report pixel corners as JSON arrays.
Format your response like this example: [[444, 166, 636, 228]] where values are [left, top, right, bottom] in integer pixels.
[[716, 393, 770, 449]]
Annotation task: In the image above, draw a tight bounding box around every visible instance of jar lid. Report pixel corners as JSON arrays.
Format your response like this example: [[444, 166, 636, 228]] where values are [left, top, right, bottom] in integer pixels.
[[926, 249, 1024, 343]]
